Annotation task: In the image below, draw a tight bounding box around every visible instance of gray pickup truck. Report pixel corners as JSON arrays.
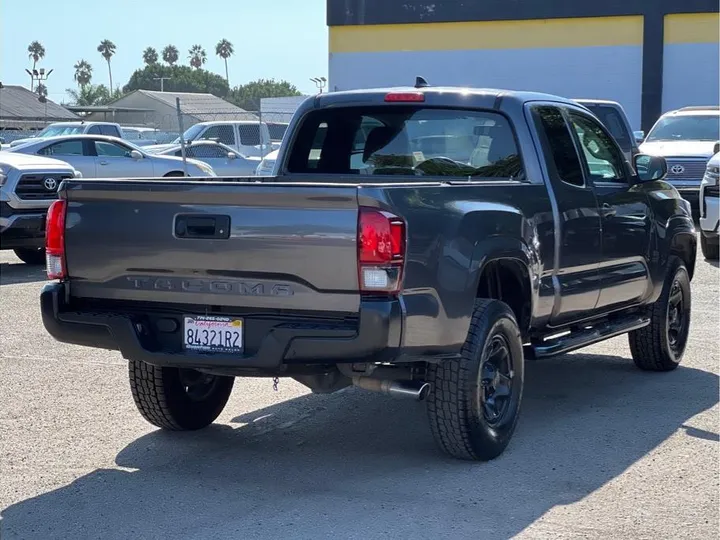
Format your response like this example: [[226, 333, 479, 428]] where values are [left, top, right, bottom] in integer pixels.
[[40, 82, 697, 461]]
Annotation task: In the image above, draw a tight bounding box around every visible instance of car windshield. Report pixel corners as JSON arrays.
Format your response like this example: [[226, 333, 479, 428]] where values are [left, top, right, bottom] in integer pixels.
[[286, 106, 524, 181], [645, 115, 720, 142], [36, 125, 85, 137], [172, 124, 206, 144]]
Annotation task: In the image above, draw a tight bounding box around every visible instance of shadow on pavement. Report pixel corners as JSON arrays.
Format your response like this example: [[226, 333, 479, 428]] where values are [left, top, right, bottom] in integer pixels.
[[2, 353, 718, 539], [0, 262, 47, 285]]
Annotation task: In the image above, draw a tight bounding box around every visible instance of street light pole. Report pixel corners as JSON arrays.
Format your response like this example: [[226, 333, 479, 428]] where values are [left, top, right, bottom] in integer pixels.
[[153, 77, 172, 92], [310, 77, 327, 94]]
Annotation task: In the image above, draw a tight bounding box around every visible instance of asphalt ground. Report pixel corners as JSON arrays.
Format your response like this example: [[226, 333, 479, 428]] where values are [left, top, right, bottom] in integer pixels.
[[0, 247, 718, 539]]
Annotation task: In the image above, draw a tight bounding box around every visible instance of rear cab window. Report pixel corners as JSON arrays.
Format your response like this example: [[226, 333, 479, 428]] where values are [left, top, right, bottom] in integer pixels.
[[286, 106, 525, 181]]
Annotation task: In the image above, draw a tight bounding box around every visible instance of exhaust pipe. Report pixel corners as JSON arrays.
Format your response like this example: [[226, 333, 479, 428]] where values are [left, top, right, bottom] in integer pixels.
[[352, 377, 430, 401]]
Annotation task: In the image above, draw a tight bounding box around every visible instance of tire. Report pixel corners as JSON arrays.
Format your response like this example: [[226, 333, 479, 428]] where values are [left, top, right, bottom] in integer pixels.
[[628, 256, 691, 371], [13, 247, 45, 265], [426, 299, 525, 461], [700, 231, 719, 260], [129, 360, 234, 430], [163, 171, 185, 177]]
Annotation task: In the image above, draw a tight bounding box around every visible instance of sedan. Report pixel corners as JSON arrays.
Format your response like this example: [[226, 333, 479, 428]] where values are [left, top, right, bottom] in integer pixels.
[[148, 141, 261, 177], [7, 135, 216, 178]]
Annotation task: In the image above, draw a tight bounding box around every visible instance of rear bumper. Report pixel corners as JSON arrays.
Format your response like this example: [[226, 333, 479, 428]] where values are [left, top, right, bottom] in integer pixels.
[[40, 282, 403, 369], [0, 204, 46, 249]]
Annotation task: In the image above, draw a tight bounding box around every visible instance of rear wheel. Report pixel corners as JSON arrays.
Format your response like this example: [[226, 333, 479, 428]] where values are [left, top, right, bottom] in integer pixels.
[[129, 360, 234, 430], [426, 299, 525, 461], [628, 256, 691, 371], [13, 247, 45, 265], [700, 231, 719, 260]]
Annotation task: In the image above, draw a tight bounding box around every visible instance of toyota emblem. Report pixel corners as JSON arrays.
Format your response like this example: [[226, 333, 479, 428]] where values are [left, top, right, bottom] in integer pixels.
[[43, 177, 58, 191], [670, 164, 685, 175]]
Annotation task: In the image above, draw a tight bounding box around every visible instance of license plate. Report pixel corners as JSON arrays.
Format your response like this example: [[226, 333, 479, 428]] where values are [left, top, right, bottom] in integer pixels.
[[183, 315, 243, 353]]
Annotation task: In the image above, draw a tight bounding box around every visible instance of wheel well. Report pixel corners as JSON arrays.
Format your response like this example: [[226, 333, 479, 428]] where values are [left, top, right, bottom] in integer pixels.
[[476, 259, 531, 338], [164, 171, 185, 177], [670, 233, 697, 280]]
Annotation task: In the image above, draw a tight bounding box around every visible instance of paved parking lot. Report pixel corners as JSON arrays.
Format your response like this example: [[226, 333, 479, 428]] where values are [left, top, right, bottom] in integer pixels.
[[0, 247, 718, 539]]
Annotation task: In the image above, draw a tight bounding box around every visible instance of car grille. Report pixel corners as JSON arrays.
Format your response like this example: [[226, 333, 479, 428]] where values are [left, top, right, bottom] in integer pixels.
[[14, 173, 74, 200], [666, 159, 708, 180]]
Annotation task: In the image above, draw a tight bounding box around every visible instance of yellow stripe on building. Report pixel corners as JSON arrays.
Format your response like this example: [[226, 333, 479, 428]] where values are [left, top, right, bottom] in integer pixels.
[[330, 16, 644, 53], [664, 13, 720, 44]]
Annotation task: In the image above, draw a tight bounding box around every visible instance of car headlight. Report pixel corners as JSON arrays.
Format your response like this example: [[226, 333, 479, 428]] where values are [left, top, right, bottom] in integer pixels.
[[705, 165, 719, 185]]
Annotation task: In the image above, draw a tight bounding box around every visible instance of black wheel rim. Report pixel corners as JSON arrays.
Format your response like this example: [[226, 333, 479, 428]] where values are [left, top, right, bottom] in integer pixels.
[[178, 369, 221, 402], [479, 333, 514, 426], [666, 279, 688, 357]]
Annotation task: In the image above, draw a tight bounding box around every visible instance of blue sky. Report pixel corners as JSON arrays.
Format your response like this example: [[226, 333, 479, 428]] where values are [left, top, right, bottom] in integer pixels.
[[0, 0, 328, 103]]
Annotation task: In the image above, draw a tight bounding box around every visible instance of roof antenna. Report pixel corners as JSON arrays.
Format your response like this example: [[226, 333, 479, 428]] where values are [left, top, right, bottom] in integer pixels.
[[415, 76, 429, 89]]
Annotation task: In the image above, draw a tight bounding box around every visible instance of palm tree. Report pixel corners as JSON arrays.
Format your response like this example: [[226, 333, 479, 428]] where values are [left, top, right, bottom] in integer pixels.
[[27, 41, 46, 90], [142, 47, 159, 66], [97, 39, 117, 93], [215, 39, 234, 85], [188, 45, 207, 69], [73, 60, 93, 88], [162, 45, 179, 66]]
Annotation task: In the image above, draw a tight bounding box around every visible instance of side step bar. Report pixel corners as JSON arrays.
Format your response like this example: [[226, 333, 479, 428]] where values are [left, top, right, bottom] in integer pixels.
[[526, 315, 650, 360]]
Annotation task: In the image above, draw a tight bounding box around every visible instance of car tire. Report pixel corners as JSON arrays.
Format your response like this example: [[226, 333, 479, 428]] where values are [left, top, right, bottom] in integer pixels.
[[129, 360, 234, 430], [628, 256, 691, 371], [163, 171, 185, 177], [700, 231, 719, 260], [426, 299, 525, 461], [13, 247, 45, 265]]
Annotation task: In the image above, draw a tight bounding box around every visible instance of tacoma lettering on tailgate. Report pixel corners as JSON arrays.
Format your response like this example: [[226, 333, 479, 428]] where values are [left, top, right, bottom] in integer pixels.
[[126, 276, 294, 297]]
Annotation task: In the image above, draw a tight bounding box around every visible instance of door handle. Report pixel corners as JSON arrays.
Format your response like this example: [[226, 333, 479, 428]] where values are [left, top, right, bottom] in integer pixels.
[[600, 203, 616, 217], [99, 160, 109, 165], [175, 214, 231, 239]]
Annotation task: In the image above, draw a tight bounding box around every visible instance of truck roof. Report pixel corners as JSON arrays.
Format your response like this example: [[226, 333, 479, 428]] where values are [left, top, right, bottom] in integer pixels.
[[0, 151, 77, 170], [312, 85, 580, 109]]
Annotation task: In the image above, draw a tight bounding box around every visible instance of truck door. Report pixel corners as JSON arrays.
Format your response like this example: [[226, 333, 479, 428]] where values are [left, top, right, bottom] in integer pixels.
[[529, 104, 602, 326], [566, 109, 652, 311]]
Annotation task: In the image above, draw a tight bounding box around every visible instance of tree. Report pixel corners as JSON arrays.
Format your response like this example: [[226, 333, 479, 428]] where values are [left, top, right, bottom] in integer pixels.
[[66, 84, 121, 106], [188, 45, 207, 69], [162, 45, 179, 66], [123, 64, 229, 97], [215, 39, 234, 85], [97, 39, 117, 93], [142, 47, 158, 66], [35, 83, 48, 98], [27, 41, 46, 90], [73, 60, 93, 88], [227, 79, 302, 111]]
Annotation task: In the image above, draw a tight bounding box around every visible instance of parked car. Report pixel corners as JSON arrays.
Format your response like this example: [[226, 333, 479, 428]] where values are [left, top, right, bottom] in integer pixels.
[[150, 141, 261, 176], [40, 83, 696, 462], [0, 152, 81, 265], [639, 106, 720, 215], [121, 126, 159, 147], [699, 151, 720, 259], [170, 121, 273, 158], [255, 148, 278, 175], [574, 99, 640, 162], [7, 135, 216, 178], [8, 121, 125, 148]]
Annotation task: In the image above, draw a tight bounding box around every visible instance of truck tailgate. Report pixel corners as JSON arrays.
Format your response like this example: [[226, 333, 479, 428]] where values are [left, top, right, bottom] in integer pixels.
[[62, 180, 361, 313]]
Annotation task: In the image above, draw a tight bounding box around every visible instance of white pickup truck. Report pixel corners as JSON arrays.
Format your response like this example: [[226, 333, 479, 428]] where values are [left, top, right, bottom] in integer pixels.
[[154, 121, 273, 158], [8, 121, 125, 148]]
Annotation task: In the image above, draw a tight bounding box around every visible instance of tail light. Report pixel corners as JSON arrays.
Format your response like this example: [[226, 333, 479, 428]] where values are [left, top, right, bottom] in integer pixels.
[[358, 207, 406, 295], [45, 199, 67, 279]]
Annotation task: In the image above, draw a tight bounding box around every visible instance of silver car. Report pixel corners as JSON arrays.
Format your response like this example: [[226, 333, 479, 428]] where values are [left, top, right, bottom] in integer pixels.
[[149, 141, 261, 177]]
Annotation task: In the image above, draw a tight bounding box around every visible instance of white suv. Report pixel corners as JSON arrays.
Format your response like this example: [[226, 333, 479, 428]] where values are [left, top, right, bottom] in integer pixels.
[[639, 106, 720, 217], [699, 152, 719, 260]]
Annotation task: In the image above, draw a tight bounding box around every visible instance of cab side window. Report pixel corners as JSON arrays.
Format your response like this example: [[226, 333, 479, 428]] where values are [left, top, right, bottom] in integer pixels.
[[568, 112, 627, 183]]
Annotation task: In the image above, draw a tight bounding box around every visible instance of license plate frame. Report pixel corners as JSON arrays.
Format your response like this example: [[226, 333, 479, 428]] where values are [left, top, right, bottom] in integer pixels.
[[183, 315, 243, 353]]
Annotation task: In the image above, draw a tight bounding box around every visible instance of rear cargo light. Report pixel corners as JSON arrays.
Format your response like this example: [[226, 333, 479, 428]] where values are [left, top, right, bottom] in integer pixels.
[[358, 207, 406, 295], [45, 199, 67, 279], [384, 92, 425, 102]]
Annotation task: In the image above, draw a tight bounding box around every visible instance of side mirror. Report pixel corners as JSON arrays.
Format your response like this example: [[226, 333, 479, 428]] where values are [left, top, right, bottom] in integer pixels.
[[713, 141, 720, 155], [634, 153, 667, 182], [129, 150, 143, 160], [227, 152, 237, 160], [633, 130, 645, 144]]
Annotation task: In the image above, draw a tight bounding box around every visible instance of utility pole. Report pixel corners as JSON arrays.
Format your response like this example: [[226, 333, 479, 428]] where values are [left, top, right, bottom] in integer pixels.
[[153, 77, 172, 92]]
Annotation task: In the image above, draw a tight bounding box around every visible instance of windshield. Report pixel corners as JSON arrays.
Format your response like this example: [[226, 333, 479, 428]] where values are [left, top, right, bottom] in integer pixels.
[[646, 115, 720, 142], [172, 124, 205, 144], [37, 125, 85, 137], [286, 106, 524, 180]]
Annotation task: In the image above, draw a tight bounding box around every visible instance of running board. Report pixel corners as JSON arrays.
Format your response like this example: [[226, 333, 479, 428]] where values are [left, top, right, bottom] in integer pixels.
[[526, 315, 650, 359]]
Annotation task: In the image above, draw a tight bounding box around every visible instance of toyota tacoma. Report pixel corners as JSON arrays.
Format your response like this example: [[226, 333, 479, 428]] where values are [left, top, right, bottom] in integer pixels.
[[40, 83, 697, 460]]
